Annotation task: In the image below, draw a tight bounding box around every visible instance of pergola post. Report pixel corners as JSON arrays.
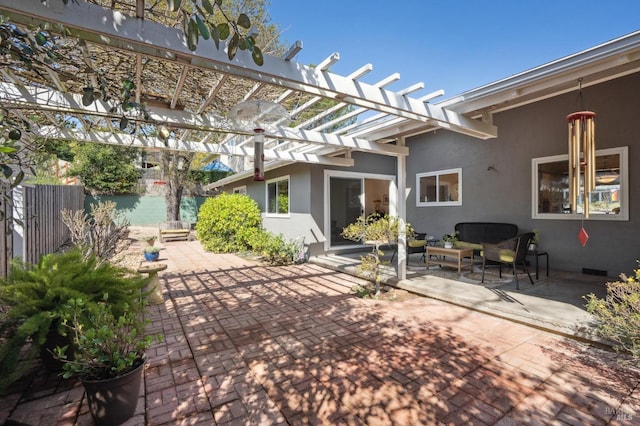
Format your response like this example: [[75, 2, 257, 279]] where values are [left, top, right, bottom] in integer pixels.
[[396, 137, 407, 281]]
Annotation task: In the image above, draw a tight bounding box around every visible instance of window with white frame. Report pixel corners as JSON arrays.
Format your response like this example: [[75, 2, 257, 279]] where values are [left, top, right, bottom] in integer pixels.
[[416, 168, 462, 206], [266, 175, 289, 215], [232, 185, 246, 194], [532, 146, 628, 220]]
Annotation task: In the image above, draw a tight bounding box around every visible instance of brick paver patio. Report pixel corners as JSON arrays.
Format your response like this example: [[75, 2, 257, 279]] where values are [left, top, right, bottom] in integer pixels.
[[1, 240, 639, 425]]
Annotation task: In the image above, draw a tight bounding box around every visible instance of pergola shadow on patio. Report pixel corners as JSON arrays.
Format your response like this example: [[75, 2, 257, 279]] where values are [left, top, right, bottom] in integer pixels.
[[1, 240, 638, 425]]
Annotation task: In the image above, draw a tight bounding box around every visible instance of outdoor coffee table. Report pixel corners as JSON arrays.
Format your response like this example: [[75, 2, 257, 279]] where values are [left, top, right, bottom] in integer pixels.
[[426, 246, 474, 275]]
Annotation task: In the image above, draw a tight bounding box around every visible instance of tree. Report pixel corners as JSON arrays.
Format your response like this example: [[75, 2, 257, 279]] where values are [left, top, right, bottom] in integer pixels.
[[68, 144, 141, 194], [162, 151, 192, 221], [342, 215, 412, 296], [161, 0, 285, 221]]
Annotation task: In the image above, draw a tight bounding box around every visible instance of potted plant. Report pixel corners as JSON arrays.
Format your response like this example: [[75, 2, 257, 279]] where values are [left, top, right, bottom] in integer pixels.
[[144, 246, 161, 262], [529, 229, 540, 252], [55, 298, 161, 426], [143, 235, 157, 246], [442, 231, 458, 249], [0, 249, 149, 393]]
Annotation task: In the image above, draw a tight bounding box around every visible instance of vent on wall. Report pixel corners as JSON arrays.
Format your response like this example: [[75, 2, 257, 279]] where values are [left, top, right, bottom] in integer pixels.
[[582, 268, 608, 276]]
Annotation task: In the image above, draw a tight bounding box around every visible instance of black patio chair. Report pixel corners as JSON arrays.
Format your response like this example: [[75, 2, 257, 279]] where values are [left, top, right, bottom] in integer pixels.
[[481, 232, 535, 289]]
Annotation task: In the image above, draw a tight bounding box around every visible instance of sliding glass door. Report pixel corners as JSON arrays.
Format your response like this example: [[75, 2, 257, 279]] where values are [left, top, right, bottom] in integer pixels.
[[329, 177, 363, 246]]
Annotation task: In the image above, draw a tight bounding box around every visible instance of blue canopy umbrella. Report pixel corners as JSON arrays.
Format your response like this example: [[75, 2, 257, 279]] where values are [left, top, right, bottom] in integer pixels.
[[201, 159, 234, 173]]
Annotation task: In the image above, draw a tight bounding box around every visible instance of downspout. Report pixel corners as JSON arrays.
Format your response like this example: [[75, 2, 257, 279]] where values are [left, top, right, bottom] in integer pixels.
[[396, 136, 407, 280]]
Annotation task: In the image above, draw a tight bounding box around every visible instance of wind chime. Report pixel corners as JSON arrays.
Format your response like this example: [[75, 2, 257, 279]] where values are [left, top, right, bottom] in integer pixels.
[[252, 127, 265, 181], [566, 81, 595, 246]]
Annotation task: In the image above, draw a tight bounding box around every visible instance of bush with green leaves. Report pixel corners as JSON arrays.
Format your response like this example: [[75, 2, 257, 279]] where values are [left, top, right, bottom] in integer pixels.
[[256, 232, 300, 266], [55, 298, 160, 381], [585, 262, 640, 366], [196, 193, 262, 253], [0, 249, 149, 392]]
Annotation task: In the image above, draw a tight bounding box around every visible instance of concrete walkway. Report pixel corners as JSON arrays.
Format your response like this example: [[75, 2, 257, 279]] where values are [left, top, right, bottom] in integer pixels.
[[1, 241, 639, 425], [311, 253, 609, 343]]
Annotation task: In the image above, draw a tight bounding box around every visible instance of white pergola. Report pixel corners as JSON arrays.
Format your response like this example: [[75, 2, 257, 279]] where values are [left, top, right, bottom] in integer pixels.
[[0, 0, 498, 279]]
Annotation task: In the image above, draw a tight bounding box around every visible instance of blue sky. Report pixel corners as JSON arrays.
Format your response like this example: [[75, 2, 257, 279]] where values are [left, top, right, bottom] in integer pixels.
[[267, 1, 640, 100]]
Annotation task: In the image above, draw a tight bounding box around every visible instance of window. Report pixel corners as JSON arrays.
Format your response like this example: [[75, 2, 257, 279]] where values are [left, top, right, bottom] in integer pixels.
[[266, 175, 289, 216], [532, 146, 628, 220], [416, 168, 462, 206], [232, 185, 246, 194]]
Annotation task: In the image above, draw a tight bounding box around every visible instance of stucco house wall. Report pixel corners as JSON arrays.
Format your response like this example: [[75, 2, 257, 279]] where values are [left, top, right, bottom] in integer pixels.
[[405, 73, 639, 277], [223, 151, 396, 257]]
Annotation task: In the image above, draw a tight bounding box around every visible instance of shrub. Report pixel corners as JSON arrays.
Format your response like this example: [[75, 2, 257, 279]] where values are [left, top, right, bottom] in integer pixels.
[[585, 263, 640, 366], [196, 193, 262, 253], [243, 228, 301, 266], [342, 214, 412, 295], [259, 233, 300, 266], [0, 249, 149, 392], [61, 200, 130, 264], [55, 298, 160, 381]]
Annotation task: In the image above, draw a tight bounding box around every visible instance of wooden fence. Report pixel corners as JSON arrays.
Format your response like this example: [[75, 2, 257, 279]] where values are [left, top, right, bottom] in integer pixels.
[[1, 185, 85, 276]]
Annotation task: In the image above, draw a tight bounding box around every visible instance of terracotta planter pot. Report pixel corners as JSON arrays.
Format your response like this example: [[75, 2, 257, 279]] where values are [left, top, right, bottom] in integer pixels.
[[81, 358, 145, 426]]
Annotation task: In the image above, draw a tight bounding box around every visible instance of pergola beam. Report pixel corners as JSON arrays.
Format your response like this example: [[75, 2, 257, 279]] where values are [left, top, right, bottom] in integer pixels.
[[35, 127, 355, 167], [1, 82, 407, 156], [0, 0, 496, 139]]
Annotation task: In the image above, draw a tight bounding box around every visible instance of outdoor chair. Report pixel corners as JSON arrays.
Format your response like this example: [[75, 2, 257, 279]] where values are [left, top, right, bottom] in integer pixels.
[[389, 232, 426, 264], [481, 232, 535, 289], [407, 232, 427, 264]]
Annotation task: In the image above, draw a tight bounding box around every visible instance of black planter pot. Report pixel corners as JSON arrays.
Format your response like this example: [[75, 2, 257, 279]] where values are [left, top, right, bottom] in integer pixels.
[[81, 358, 145, 426]]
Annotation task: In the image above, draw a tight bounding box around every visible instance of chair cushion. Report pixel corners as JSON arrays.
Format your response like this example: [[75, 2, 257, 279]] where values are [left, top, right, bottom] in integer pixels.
[[498, 249, 516, 262], [455, 241, 482, 251], [408, 239, 426, 248]]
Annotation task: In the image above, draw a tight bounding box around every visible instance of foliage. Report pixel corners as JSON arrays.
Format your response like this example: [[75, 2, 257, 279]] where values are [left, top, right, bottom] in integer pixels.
[[248, 230, 301, 266], [169, 0, 265, 64], [61, 200, 130, 263], [532, 229, 540, 244], [585, 263, 640, 366], [23, 168, 63, 185], [196, 193, 262, 252], [351, 283, 375, 299], [0, 249, 149, 392], [67, 143, 142, 194], [188, 169, 233, 184], [144, 246, 161, 254], [54, 298, 160, 381], [342, 214, 412, 295], [442, 231, 459, 244]]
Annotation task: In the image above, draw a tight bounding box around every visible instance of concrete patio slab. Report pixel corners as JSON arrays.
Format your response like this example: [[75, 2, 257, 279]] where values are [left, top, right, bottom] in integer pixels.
[[1, 240, 638, 425], [311, 252, 610, 343]]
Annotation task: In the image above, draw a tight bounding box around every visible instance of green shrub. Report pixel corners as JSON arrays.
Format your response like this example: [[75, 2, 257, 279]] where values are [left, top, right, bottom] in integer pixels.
[[585, 263, 640, 366], [259, 233, 300, 266], [0, 249, 149, 392], [242, 228, 300, 266], [55, 299, 160, 381], [196, 193, 262, 253]]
